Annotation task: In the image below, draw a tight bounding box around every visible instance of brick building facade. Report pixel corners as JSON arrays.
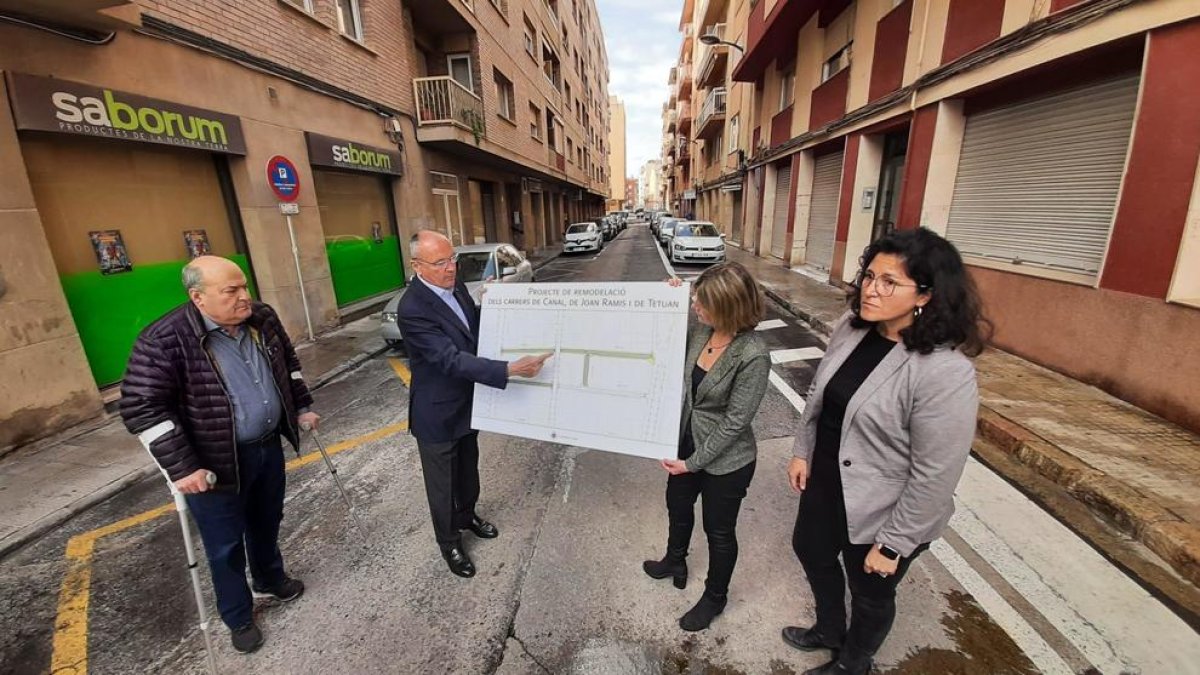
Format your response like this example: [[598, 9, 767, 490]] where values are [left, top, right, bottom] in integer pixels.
[[0, 0, 612, 450]]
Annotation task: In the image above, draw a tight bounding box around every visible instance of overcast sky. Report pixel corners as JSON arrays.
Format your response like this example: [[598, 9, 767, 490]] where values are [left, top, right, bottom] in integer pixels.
[[597, 0, 682, 179]]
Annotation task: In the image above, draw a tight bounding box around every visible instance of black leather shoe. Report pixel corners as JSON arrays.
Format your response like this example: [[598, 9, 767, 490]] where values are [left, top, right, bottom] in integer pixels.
[[782, 625, 842, 652], [463, 516, 499, 539], [252, 576, 305, 602], [231, 622, 264, 654], [802, 658, 871, 675], [441, 546, 476, 578]]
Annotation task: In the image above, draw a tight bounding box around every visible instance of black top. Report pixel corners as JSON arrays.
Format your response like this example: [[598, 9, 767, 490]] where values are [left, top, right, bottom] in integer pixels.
[[811, 329, 896, 497], [678, 364, 709, 461]]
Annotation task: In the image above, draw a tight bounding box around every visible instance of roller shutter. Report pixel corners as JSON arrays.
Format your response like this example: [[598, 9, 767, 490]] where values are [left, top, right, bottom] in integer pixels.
[[805, 151, 843, 272], [945, 76, 1139, 278], [770, 163, 792, 258]]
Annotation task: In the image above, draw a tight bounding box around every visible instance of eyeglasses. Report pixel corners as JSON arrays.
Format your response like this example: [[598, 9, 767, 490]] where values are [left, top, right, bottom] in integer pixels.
[[856, 271, 925, 298], [415, 253, 459, 270]]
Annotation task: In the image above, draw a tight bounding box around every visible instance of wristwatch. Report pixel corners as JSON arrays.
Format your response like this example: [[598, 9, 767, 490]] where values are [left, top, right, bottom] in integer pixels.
[[878, 544, 900, 560]]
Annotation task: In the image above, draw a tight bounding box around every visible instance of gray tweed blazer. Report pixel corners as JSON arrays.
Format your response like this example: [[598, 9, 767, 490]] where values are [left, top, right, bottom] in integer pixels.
[[679, 323, 771, 475], [792, 311, 979, 556]]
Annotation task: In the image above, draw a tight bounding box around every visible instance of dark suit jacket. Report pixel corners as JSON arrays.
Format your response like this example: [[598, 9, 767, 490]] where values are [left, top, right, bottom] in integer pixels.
[[397, 276, 509, 442]]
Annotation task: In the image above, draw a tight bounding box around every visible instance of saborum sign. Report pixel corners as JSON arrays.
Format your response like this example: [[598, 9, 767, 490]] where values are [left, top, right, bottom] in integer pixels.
[[305, 132, 403, 176], [6, 73, 247, 154]]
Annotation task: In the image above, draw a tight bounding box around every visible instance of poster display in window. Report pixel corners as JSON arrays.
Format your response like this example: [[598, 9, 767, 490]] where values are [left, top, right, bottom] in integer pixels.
[[183, 229, 212, 259], [89, 230, 133, 275]]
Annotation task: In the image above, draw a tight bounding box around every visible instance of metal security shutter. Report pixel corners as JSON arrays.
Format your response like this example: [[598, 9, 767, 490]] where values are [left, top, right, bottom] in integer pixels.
[[805, 151, 843, 272], [946, 76, 1139, 278], [771, 163, 793, 257]]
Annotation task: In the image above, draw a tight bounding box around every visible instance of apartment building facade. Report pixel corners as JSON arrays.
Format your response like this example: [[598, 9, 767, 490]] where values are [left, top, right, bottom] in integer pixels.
[[640, 159, 663, 209], [664, 0, 1200, 432], [0, 0, 612, 450], [607, 95, 627, 212]]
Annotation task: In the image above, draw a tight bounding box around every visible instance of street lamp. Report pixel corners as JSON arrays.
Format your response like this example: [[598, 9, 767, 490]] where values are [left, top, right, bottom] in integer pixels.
[[698, 33, 744, 53]]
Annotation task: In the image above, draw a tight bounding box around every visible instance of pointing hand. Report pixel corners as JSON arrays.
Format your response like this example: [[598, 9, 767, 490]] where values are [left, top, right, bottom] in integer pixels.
[[508, 353, 552, 378]]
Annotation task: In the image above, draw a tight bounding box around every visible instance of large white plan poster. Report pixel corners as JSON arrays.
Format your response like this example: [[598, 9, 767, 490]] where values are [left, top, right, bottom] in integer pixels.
[[472, 282, 690, 459]]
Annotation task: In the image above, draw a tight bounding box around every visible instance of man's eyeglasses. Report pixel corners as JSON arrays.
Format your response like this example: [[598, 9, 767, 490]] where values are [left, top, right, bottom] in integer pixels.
[[855, 271, 925, 297], [415, 253, 459, 270]]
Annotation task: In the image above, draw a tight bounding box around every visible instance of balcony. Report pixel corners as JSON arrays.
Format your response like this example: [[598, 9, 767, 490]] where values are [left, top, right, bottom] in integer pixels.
[[414, 76, 486, 145], [677, 137, 691, 159], [677, 62, 694, 102], [696, 88, 727, 139], [665, 108, 678, 133], [697, 24, 730, 89], [676, 99, 692, 134]]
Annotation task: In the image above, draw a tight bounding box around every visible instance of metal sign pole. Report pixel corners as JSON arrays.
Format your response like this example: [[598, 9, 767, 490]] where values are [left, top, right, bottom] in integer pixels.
[[284, 212, 315, 342]]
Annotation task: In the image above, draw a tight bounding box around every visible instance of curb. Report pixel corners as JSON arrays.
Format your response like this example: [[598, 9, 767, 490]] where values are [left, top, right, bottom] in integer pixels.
[[0, 344, 389, 561], [0, 464, 160, 559], [977, 407, 1200, 588], [530, 249, 563, 271], [760, 285, 836, 337]]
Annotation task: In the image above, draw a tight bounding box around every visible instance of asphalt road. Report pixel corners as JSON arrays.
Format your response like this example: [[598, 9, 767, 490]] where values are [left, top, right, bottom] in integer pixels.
[[1, 223, 1196, 674]]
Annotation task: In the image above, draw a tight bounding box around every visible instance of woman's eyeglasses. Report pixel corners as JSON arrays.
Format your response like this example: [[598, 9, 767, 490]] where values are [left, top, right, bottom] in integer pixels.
[[855, 271, 925, 297]]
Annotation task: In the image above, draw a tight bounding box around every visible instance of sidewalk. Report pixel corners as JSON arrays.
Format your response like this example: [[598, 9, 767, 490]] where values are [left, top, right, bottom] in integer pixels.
[[0, 315, 388, 559], [724, 247, 1200, 610]]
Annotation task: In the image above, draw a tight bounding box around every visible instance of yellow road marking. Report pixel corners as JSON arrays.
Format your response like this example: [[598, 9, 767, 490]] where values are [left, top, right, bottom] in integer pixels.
[[49, 420, 407, 674], [388, 357, 411, 386]]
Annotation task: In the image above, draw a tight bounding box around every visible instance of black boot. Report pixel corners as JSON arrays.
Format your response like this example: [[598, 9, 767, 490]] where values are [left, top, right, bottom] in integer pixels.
[[679, 591, 727, 631], [642, 551, 688, 589]]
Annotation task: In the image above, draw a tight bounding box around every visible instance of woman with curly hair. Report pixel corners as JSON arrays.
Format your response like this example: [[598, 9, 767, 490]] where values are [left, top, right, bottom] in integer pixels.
[[782, 228, 989, 675]]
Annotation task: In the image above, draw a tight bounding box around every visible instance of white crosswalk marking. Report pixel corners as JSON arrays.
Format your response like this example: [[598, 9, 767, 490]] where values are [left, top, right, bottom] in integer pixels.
[[769, 347, 825, 364], [755, 319, 788, 331], [768, 370, 806, 414]]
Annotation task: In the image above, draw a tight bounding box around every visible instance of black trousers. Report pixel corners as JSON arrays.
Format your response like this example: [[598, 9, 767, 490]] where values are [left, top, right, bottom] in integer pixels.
[[416, 432, 481, 549], [665, 461, 756, 597], [792, 479, 928, 670]]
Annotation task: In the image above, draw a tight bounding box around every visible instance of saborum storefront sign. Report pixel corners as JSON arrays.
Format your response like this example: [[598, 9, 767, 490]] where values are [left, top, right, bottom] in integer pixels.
[[305, 132, 403, 176], [6, 73, 247, 154]]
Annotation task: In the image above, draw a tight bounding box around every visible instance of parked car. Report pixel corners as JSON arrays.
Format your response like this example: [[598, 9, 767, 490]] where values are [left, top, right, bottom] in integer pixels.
[[600, 218, 617, 240], [380, 242, 534, 348], [669, 221, 726, 264], [564, 222, 604, 253], [658, 218, 679, 247]]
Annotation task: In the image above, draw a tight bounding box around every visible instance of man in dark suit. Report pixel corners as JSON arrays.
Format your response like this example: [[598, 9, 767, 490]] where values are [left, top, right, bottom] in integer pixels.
[[399, 230, 550, 577]]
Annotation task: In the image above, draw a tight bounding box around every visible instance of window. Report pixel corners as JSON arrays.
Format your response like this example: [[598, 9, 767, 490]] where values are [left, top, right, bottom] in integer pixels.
[[530, 103, 543, 140], [564, 83, 572, 107], [523, 14, 538, 59], [282, 0, 314, 13], [493, 69, 515, 120], [728, 114, 740, 153], [489, 0, 509, 19], [335, 0, 364, 41], [542, 41, 562, 89], [448, 54, 474, 91], [779, 68, 795, 111], [822, 45, 851, 83], [544, 0, 559, 21]]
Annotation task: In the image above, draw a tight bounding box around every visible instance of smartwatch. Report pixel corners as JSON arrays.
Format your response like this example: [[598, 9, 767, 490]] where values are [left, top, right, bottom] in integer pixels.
[[878, 544, 900, 560]]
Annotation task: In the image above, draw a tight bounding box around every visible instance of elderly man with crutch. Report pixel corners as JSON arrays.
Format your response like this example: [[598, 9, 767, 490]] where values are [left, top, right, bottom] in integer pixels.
[[120, 256, 319, 656]]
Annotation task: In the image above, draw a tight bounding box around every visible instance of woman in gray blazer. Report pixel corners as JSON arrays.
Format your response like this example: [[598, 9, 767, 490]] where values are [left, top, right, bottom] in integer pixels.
[[782, 229, 988, 675], [643, 262, 772, 632]]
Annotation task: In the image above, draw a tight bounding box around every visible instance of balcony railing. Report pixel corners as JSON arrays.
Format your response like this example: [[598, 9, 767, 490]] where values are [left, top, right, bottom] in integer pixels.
[[414, 76, 486, 140], [697, 87, 727, 137], [698, 23, 729, 88]]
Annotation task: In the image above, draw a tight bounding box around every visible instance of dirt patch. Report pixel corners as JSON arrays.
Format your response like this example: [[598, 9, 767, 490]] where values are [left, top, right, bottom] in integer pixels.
[[881, 590, 1038, 675]]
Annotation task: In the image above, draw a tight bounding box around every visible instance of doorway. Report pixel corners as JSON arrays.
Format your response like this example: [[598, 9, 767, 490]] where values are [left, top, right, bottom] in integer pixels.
[[872, 130, 908, 242]]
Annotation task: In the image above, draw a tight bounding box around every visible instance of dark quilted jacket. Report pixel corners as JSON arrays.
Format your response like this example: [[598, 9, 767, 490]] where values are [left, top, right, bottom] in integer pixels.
[[119, 301, 314, 491]]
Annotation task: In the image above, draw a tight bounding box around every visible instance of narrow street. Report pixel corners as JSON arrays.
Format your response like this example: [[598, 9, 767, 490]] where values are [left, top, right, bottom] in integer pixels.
[[1, 223, 1196, 674]]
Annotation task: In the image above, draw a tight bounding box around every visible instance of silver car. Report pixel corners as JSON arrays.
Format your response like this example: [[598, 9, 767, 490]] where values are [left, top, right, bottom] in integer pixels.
[[658, 218, 679, 247], [380, 242, 534, 347]]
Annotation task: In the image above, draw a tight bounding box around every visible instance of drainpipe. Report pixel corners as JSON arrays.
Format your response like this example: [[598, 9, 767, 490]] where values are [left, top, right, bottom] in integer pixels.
[[910, 0, 933, 112]]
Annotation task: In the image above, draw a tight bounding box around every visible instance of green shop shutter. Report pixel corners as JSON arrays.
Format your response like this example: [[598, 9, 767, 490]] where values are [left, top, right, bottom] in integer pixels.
[[945, 76, 1139, 279]]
